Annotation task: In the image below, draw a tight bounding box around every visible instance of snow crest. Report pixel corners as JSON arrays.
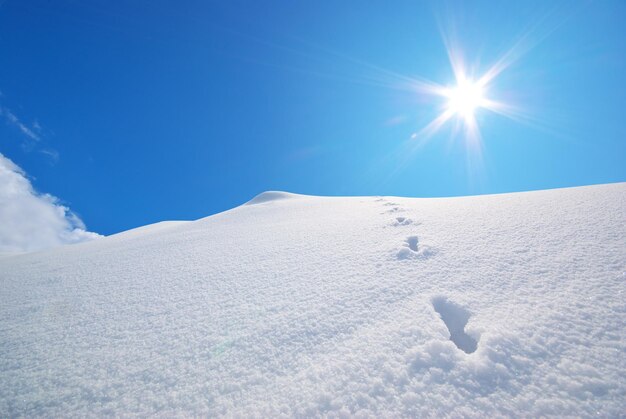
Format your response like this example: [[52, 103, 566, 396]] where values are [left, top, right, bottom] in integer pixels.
[[245, 191, 299, 205]]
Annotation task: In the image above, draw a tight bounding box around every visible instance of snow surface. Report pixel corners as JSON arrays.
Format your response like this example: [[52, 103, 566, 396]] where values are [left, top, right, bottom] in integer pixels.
[[1, 183, 625, 417]]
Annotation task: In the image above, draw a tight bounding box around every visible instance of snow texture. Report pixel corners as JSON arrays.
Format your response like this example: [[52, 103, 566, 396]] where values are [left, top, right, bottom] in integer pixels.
[[1, 183, 625, 416]]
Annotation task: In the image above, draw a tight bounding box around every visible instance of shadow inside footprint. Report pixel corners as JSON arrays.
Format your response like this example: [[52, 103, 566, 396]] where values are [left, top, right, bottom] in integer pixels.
[[394, 217, 413, 226], [432, 297, 478, 354], [397, 235, 433, 260], [406, 236, 419, 252]]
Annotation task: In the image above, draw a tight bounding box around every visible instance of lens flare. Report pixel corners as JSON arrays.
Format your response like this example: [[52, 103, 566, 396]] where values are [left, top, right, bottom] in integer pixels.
[[399, 9, 567, 156], [444, 79, 486, 121], [403, 55, 511, 159]]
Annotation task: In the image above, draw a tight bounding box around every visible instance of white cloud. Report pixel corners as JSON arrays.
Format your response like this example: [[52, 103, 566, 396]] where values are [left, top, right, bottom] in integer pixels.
[[0, 153, 102, 253], [0, 103, 59, 163], [1, 106, 41, 142], [39, 148, 60, 164]]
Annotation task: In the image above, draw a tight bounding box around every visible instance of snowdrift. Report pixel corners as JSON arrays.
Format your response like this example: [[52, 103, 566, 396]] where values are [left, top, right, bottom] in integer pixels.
[[1, 183, 625, 416]]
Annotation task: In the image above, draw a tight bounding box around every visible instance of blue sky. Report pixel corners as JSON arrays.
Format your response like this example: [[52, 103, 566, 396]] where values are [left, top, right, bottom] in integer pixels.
[[1, 0, 625, 236]]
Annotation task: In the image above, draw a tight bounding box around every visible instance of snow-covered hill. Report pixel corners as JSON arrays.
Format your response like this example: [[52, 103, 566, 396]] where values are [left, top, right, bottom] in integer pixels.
[[1, 184, 625, 416]]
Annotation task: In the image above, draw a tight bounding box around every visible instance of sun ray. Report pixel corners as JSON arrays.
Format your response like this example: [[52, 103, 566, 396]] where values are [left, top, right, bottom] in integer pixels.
[[411, 109, 456, 147], [397, 2, 584, 165]]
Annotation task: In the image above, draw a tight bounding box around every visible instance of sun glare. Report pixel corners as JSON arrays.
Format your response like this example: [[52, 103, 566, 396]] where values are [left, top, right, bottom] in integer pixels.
[[404, 65, 504, 153], [399, 17, 554, 157], [445, 80, 486, 120], [390, 8, 570, 176]]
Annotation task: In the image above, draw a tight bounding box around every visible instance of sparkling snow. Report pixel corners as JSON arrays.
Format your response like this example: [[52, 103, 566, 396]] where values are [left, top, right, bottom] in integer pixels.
[[1, 184, 625, 416]]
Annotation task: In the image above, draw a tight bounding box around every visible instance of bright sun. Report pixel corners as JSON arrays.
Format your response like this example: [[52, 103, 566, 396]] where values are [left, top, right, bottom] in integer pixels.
[[406, 41, 513, 149], [444, 79, 486, 120]]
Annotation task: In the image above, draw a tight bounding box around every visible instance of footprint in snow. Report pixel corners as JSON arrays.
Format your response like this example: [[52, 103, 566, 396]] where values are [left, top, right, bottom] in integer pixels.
[[396, 235, 435, 259], [381, 206, 404, 214], [406, 236, 419, 251], [392, 216, 413, 226], [432, 296, 478, 354], [396, 235, 435, 260]]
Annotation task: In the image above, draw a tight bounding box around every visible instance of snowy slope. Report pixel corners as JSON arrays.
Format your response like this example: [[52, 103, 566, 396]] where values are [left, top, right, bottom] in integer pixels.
[[1, 183, 625, 417]]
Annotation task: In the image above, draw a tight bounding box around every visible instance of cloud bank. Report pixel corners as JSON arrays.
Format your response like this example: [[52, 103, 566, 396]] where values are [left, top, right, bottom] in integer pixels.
[[0, 153, 101, 253]]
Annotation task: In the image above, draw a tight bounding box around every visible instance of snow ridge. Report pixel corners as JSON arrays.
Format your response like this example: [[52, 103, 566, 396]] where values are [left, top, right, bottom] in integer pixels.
[[245, 190, 299, 205]]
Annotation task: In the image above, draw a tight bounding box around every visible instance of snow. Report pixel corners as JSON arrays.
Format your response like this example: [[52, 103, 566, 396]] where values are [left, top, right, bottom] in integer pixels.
[[1, 183, 625, 416], [245, 190, 301, 205]]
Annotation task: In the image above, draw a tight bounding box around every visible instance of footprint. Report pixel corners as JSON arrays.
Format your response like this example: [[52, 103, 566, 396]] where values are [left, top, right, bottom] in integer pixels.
[[406, 235, 419, 251], [397, 235, 429, 259], [431, 297, 478, 354], [392, 216, 413, 226], [382, 206, 404, 214]]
